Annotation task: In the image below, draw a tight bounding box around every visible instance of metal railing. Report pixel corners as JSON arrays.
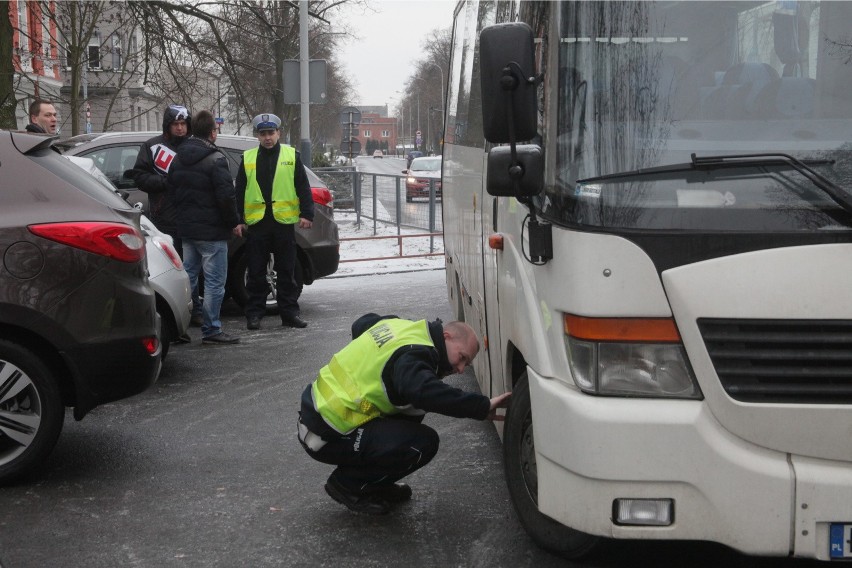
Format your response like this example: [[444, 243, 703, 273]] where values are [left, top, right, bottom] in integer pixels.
[[338, 232, 443, 263], [312, 166, 443, 236]]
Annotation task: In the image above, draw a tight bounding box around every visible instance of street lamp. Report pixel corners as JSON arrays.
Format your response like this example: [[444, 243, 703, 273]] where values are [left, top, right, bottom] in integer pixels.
[[394, 90, 407, 156], [425, 61, 445, 107]]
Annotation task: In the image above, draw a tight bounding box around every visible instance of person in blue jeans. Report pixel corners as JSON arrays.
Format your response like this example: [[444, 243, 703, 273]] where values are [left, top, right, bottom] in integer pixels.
[[168, 110, 241, 345]]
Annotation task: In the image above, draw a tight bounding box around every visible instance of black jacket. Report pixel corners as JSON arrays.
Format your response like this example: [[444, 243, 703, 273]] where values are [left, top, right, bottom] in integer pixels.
[[129, 133, 184, 235], [167, 136, 239, 241], [25, 123, 47, 134], [300, 313, 490, 438], [234, 143, 314, 232]]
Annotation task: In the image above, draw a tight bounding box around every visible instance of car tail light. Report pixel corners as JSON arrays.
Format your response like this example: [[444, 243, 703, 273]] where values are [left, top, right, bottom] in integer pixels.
[[152, 236, 184, 270], [29, 221, 146, 263], [311, 186, 333, 207], [141, 336, 160, 355]]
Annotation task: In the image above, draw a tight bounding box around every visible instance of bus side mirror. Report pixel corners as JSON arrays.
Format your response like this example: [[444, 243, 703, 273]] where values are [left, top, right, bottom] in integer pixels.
[[486, 145, 542, 197], [479, 22, 538, 143]]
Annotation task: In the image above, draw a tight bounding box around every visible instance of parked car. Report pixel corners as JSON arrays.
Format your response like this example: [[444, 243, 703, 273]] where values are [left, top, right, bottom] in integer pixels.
[[372, 149, 383, 158], [0, 131, 161, 484], [63, 155, 192, 360], [60, 132, 340, 311], [403, 156, 443, 202], [406, 150, 424, 169]]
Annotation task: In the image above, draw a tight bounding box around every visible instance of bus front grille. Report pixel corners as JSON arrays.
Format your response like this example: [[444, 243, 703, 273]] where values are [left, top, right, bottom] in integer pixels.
[[697, 318, 852, 404]]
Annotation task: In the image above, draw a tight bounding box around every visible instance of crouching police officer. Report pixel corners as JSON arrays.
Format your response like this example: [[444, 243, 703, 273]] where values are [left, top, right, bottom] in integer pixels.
[[234, 113, 314, 330], [298, 313, 512, 515]]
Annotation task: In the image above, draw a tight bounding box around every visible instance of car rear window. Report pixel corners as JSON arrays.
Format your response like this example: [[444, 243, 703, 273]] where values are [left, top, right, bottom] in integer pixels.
[[31, 149, 133, 210]]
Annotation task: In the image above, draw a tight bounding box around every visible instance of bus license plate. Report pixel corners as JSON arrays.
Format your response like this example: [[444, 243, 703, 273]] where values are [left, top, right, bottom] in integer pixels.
[[830, 524, 852, 558]]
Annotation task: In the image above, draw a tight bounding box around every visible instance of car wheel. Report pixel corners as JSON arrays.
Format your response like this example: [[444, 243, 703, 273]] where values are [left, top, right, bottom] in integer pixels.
[[504, 371, 599, 559], [0, 340, 64, 485]]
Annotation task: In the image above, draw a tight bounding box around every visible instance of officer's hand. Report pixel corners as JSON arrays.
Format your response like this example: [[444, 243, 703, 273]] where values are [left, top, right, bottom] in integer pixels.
[[298, 217, 313, 229], [233, 224, 247, 237], [487, 391, 512, 421]]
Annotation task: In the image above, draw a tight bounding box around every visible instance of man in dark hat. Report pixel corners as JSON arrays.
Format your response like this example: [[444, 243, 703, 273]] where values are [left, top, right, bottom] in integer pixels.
[[129, 104, 202, 328], [129, 104, 192, 254]]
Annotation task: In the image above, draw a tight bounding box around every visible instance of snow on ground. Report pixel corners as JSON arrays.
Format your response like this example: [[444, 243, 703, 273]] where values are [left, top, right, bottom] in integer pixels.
[[330, 211, 445, 278]]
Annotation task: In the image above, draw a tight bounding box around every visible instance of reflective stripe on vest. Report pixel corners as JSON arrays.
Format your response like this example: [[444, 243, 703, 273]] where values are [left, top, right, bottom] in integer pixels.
[[312, 319, 435, 434], [242, 145, 299, 225]]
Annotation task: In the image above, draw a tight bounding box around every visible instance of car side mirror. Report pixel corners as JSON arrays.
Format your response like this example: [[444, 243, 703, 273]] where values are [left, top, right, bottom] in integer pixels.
[[479, 22, 538, 143], [486, 145, 542, 197]]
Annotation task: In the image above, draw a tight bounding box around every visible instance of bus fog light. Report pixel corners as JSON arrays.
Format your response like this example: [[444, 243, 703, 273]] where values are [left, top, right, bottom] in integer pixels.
[[614, 498, 673, 526]]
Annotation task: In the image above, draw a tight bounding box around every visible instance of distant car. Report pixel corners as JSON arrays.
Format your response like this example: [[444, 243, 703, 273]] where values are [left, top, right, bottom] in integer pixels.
[[64, 155, 191, 360], [60, 132, 340, 311], [0, 132, 160, 484], [404, 156, 443, 202], [372, 150, 383, 158], [406, 150, 424, 168]]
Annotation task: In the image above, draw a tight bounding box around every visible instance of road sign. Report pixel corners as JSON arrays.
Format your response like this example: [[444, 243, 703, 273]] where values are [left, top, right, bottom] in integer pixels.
[[340, 137, 361, 158], [339, 107, 361, 125], [215, 117, 224, 124]]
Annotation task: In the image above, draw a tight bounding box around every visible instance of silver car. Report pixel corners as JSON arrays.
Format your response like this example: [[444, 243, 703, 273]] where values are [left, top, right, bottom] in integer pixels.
[[64, 156, 191, 359]]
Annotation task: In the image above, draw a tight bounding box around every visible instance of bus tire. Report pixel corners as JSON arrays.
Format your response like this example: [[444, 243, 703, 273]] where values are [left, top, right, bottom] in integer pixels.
[[504, 371, 599, 559]]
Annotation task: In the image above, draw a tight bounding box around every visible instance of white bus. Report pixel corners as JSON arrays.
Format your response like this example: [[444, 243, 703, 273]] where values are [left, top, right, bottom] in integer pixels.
[[442, 0, 852, 561]]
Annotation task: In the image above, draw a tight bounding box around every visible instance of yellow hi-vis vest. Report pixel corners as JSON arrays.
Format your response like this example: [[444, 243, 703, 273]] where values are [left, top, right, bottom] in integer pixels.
[[242, 145, 299, 225], [312, 319, 435, 434]]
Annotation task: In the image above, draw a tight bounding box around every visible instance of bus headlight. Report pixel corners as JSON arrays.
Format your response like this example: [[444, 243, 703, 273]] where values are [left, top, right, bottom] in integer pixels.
[[564, 315, 702, 399]]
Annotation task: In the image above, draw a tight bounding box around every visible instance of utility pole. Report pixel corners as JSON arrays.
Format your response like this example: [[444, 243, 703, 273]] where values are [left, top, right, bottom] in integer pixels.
[[299, 0, 311, 164]]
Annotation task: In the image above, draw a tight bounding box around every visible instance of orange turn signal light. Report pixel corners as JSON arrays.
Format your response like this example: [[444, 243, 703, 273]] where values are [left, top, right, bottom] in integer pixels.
[[488, 234, 504, 250], [563, 314, 681, 342]]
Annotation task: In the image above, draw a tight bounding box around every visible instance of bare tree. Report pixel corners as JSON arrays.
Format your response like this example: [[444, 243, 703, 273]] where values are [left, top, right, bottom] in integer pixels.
[[400, 26, 451, 153]]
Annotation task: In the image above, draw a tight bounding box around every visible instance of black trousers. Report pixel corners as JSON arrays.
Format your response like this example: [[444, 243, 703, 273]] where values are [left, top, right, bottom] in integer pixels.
[[245, 223, 299, 320], [301, 415, 440, 495]]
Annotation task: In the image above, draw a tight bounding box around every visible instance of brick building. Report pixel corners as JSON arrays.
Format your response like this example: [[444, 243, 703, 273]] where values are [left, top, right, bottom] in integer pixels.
[[9, 0, 63, 128]]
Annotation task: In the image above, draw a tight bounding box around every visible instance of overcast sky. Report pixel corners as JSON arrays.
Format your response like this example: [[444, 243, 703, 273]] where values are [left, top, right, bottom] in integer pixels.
[[335, 0, 456, 108]]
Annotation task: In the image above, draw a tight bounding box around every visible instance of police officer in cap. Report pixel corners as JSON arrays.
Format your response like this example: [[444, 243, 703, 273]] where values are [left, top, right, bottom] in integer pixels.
[[234, 113, 314, 329]]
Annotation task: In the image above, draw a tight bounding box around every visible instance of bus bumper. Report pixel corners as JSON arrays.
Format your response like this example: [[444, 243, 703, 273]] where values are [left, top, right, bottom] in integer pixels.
[[528, 367, 852, 560]]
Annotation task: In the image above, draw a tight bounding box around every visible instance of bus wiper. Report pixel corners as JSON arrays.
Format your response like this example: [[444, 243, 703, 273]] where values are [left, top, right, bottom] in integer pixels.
[[575, 152, 850, 213], [690, 153, 852, 214]]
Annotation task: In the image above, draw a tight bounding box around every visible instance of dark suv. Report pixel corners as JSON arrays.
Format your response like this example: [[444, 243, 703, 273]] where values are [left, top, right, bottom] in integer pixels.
[[61, 132, 340, 309], [0, 131, 161, 484]]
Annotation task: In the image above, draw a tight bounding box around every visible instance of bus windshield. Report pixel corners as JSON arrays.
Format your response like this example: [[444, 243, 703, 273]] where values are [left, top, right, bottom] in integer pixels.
[[547, 0, 852, 232]]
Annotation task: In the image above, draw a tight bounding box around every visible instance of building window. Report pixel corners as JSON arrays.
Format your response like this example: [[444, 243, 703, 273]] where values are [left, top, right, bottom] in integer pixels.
[[111, 36, 122, 68], [17, 1, 28, 42], [363, 130, 371, 138], [381, 130, 390, 137], [42, 13, 51, 58], [86, 44, 101, 69]]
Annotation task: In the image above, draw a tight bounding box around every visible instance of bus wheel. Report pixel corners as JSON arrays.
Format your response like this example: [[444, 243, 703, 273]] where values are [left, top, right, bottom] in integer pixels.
[[504, 371, 599, 559]]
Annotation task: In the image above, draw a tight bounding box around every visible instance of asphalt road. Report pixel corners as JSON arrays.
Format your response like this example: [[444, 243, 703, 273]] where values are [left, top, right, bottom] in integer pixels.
[[0, 270, 829, 568]]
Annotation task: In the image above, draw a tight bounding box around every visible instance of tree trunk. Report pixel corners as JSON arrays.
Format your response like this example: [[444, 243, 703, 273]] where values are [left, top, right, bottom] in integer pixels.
[[0, 1, 18, 129]]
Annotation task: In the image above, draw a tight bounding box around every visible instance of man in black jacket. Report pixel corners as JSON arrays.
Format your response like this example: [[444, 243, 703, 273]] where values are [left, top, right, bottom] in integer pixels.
[[25, 99, 58, 134], [298, 313, 512, 515], [168, 110, 241, 345], [234, 113, 314, 330], [129, 104, 191, 254]]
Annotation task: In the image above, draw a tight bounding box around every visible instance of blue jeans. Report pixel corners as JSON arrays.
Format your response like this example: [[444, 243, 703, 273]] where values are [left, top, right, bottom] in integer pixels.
[[182, 239, 228, 338]]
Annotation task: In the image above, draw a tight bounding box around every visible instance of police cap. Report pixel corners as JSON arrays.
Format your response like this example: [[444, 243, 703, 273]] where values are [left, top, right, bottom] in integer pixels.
[[252, 113, 281, 132]]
